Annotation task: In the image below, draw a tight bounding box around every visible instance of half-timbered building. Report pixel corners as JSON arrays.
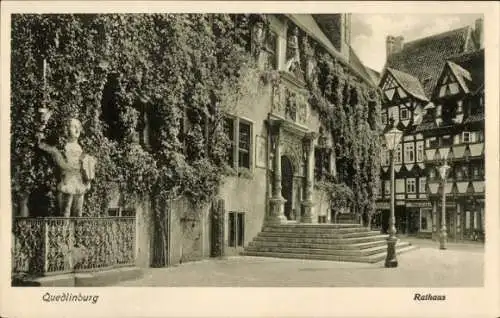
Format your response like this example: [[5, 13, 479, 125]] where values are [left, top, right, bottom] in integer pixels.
[[375, 18, 484, 241]]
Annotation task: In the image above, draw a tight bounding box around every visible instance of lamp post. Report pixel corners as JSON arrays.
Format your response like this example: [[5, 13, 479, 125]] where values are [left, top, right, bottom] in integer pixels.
[[439, 161, 450, 249], [384, 126, 403, 268]]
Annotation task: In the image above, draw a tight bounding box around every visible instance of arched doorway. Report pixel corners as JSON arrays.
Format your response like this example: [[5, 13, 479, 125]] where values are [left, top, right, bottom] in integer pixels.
[[281, 156, 294, 220]]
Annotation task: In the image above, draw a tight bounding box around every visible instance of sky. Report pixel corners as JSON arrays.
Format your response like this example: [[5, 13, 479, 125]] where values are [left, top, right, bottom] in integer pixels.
[[350, 14, 483, 73]]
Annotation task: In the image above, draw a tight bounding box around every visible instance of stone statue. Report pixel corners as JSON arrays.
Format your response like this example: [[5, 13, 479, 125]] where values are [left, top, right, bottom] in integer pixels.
[[285, 26, 302, 75], [37, 115, 97, 217]]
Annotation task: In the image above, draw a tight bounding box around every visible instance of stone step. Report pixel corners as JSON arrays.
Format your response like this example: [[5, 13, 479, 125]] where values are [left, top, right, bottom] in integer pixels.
[[248, 239, 389, 250], [262, 226, 371, 234], [255, 234, 388, 244], [257, 230, 383, 240], [242, 245, 418, 264], [245, 242, 412, 257]]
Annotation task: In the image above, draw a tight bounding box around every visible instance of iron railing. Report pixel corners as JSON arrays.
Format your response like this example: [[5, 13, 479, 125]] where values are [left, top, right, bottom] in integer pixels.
[[12, 217, 136, 276]]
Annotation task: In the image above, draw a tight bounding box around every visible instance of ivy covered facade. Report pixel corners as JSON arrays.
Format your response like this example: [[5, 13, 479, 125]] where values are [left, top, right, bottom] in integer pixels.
[[11, 14, 382, 264]]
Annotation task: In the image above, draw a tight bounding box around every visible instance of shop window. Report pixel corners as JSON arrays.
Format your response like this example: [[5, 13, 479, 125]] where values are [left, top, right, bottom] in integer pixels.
[[224, 117, 253, 170], [421, 217, 427, 230], [228, 212, 245, 247], [406, 178, 416, 193]]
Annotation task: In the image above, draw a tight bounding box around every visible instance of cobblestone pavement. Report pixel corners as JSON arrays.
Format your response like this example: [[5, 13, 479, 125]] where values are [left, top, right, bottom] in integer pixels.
[[117, 240, 483, 287]]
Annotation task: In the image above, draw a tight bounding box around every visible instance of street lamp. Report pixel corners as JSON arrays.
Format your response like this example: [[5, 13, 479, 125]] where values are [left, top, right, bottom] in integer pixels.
[[384, 126, 403, 268], [439, 161, 451, 249]]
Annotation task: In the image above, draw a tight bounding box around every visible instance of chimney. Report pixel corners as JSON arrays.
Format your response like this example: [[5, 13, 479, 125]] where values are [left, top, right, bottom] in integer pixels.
[[475, 18, 484, 49], [386, 35, 404, 58]]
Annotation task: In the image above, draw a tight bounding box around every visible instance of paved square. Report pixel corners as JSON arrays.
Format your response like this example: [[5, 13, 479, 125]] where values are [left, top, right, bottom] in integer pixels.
[[117, 239, 483, 287]]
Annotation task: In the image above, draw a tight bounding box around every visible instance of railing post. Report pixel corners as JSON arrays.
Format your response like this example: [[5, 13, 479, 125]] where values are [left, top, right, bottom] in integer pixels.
[[43, 219, 49, 275]]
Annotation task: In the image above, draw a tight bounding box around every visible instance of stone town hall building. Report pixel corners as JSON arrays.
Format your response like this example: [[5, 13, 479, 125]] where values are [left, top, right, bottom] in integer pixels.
[[12, 14, 415, 286], [375, 19, 485, 241]]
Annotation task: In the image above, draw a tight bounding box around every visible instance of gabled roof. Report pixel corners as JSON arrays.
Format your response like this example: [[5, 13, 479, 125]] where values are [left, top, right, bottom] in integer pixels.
[[385, 26, 473, 98], [448, 48, 484, 91], [447, 61, 472, 92], [386, 68, 428, 101]]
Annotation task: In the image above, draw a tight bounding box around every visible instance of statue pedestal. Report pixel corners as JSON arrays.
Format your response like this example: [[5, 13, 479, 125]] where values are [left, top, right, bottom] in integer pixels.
[[266, 196, 287, 225], [301, 200, 314, 223]]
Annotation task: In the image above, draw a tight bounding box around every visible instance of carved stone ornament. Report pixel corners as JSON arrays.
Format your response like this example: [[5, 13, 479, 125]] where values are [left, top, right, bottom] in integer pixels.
[[251, 20, 266, 60], [281, 131, 303, 175], [285, 26, 303, 78]]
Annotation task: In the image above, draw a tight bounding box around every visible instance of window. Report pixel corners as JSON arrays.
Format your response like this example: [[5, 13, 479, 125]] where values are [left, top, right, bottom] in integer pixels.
[[427, 137, 438, 148], [435, 105, 442, 117], [473, 211, 479, 230], [396, 179, 405, 193], [441, 135, 452, 147], [384, 180, 391, 196], [419, 177, 426, 193], [416, 142, 424, 162], [224, 117, 253, 170], [456, 169, 463, 180], [406, 178, 416, 193], [473, 166, 480, 178], [400, 108, 409, 120], [462, 132, 470, 143], [395, 144, 402, 164], [404, 143, 415, 163], [381, 111, 387, 125], [228, 212, 245, 247], [315, 148, 331, 179], [465, 211, 471, 229], [238, 121, 251, 168], [224, 117, 235, 166]]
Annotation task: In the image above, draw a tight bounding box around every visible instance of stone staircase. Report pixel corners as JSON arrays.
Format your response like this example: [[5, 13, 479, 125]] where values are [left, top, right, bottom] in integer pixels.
[[242, 223, 417, 263]]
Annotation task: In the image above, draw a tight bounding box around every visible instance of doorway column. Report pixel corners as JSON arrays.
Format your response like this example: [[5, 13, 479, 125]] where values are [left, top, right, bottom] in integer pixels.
[[266, 120, 286, 225], [301, 132, 316, 223]]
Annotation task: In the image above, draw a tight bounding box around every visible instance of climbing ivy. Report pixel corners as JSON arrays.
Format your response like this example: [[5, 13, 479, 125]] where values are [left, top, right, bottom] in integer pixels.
[[303, 46, 382, 224], [11, 14, 257, 216]]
